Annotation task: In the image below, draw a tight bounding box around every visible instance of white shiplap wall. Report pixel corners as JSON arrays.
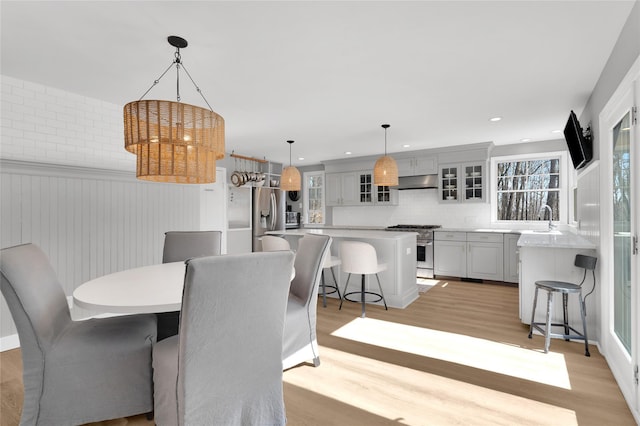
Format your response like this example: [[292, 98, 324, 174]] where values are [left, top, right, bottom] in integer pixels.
[[0, 161, 201, 340]]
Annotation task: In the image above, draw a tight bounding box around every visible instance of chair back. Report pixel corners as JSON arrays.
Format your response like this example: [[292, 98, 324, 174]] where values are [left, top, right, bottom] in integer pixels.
[[261, 235, 291, 252], [162, 231, 221, 263], [575, 254, 597, 270], [0, 243, 71, 352], [290, 234, 331, 303], [340, 241, 380, 274], [177, 251, 294, 425]]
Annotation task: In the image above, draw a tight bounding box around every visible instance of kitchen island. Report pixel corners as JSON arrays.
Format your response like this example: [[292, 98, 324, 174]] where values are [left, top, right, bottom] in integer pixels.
[[517, 231, 598, 338], [266, 228, 418, 309]]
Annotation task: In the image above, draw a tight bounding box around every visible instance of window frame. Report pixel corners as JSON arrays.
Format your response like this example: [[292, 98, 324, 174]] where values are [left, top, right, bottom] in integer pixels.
[[302, 170, 325, 225], [490, 151, 570, 225]]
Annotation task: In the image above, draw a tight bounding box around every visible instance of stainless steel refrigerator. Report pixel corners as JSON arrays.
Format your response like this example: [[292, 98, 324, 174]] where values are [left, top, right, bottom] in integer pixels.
[[252, 187, 285, 251]]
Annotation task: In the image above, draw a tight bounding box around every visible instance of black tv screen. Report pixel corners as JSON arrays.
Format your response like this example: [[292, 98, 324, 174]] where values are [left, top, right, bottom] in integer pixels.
[[564, 110, 592, 169]]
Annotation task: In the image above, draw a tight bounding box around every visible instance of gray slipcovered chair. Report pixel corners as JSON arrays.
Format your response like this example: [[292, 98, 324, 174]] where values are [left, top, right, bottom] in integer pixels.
[[158, 230, 222, 340], [153, 251, 294, 426], [0, 243, 157, 426], [282, 233, 331, 370]]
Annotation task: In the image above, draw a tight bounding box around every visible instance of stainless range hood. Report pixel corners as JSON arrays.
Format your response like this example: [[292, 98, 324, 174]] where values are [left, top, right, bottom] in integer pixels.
[[396, 174, 438, 190]]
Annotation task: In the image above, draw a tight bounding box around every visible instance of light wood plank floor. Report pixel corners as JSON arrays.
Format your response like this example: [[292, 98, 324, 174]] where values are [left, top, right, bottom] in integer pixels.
[[1, 279, 635, 425]]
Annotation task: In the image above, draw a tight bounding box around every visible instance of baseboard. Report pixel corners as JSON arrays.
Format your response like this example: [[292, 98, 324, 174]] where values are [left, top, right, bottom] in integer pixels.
[[0, 334, 19, 351]]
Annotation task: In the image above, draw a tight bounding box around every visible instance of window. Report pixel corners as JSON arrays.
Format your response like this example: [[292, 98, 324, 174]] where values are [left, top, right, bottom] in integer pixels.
[[491, 152, 568, 223], [303, 171, 325, 225]]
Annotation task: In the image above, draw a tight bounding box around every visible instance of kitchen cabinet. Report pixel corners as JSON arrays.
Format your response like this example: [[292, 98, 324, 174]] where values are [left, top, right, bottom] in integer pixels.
[[433, 231, 467, 277], [503, 233, 520, 283], [326, 171, 398, 206], [466, 233, 504, 281], [326, 172, 358, 206], [438, 162, 485, 203], [397, 156, 437, 177], [434, 231, 504, 281]]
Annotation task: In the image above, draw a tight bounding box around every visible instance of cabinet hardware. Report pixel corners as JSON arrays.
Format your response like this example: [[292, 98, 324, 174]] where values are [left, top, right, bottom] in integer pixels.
[[633, 235, 638, 255]]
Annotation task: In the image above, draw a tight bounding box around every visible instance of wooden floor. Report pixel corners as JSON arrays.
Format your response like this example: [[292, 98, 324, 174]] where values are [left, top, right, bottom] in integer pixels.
[[1, 280, 635, 425]]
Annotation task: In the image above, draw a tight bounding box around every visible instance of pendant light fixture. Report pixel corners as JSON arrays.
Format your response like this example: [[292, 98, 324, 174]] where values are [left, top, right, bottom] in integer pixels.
[[123, 36, 225, 184], [280, 140, 301, 191], [373, 124, 399, 186]]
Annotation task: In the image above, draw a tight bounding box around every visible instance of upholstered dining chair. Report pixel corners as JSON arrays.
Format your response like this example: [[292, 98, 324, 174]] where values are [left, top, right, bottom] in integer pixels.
[[152, 251, 294, 426], [0, 243, 157, 426], [282, 233, 331, 370], [159, 230, 222, 340]]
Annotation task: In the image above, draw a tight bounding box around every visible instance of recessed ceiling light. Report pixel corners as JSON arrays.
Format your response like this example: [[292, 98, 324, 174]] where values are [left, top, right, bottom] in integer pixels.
[[402, 144, 411, 148], [297, 157, 304, 161], [521, 138, 532, 142], [489, 116, 502, 122], [345, 151, 352, 155], [552, 129, 562, 134]]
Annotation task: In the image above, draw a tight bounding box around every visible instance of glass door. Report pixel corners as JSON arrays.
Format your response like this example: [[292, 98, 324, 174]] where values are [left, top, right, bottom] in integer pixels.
[[612, 110, 632, 354], [602, 78, 638, 414]]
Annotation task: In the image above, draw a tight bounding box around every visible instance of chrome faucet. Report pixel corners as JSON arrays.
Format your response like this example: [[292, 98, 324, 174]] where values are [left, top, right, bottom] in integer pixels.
[[539, 204, 556, 231]]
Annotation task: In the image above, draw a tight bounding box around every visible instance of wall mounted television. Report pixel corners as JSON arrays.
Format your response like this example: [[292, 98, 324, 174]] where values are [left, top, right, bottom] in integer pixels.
[[564, 110, 593, 170]]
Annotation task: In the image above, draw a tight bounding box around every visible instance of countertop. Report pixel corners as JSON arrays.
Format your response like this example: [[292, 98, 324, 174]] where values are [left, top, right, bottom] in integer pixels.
[[266, 228, 417, 240], [517, 230, 596, 249], [436, 228, 522, 234]]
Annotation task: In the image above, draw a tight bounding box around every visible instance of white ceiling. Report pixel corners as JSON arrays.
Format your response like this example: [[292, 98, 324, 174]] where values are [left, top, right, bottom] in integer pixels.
[[1, 1, 635, 166]]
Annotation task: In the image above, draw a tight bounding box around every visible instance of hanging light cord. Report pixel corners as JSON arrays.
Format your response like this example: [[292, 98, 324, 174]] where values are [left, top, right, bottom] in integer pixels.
[[137, 46, 215, 112], [384, 127, 388, 156]]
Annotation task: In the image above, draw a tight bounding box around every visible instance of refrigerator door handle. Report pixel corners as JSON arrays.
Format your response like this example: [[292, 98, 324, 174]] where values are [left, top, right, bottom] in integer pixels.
[[269, 192, 277, 231]]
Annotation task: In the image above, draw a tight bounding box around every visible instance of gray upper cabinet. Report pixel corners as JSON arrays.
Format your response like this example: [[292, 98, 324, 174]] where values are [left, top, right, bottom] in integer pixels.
[[438, 162, 485, 203], [397, 156, 437, 177], [326, 171, 398, 206]]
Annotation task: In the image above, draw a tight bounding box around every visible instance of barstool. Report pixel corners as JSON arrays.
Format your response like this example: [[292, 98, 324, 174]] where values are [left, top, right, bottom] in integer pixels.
[[320, 252, 341, 308], [261, 235, 291, 252], [528, 254, 597, 356], [339, 241, 388, 318]]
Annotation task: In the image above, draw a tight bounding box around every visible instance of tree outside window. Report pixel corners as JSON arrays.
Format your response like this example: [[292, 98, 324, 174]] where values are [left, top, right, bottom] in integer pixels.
[[496, 158, 560, 221]]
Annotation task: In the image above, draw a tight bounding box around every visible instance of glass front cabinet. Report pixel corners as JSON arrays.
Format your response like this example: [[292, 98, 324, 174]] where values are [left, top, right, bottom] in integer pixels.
[[439, 163, 485, 203]]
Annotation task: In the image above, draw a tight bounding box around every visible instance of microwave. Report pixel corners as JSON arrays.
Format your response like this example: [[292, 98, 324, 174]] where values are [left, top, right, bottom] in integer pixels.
[[285, 212, 300, 229]]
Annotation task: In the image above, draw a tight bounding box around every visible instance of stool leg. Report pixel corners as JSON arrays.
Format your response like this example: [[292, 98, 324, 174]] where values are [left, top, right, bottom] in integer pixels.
[[360, 274, 366, 318], [579, 290, 590, 357], [562, 293, 570, 340], [330, 267, 341, 299], [544, 290, 553, 353], [321, 271, 328, 308], [339, 274, 351, 310], [375, 273, 388, 310], [528, 287, 539, 339]]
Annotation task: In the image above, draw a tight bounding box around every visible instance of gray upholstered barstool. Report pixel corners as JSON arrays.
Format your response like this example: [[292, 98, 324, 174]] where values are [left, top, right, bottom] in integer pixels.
[[528, 254, 597, 356], [339, 240, 388, 318]]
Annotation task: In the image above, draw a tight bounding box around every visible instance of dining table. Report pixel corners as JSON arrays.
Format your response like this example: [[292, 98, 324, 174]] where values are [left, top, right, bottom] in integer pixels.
[[73, 260, 296, 315]]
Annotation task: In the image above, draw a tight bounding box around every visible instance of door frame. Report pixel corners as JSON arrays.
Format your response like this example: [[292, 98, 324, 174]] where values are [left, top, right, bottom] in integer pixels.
[[599, 55, 639, 421]]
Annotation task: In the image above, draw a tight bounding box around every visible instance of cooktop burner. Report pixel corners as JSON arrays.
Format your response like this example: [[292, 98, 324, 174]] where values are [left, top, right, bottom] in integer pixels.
[[386, 224, 441, 230]]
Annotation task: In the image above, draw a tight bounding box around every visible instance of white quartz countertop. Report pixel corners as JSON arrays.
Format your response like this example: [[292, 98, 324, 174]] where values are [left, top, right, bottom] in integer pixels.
[[517, 230, 596, 249], [436, 228, 522, 234], [266, 228, 417, 240]]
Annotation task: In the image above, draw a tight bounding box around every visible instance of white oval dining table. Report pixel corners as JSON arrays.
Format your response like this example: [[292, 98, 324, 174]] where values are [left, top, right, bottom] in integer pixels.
[[73, 262, 187, 314], [73, 261, 296, 315]]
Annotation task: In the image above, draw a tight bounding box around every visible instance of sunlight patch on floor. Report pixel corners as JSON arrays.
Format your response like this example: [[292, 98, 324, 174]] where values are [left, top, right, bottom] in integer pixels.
[[331, 317, 572, 390], [284, 346, 578, 426]]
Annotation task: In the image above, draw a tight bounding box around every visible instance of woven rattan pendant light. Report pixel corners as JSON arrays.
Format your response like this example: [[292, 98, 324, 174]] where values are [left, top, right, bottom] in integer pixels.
[[280, 140, 301, 191], [124, 36, 224, 184], [373, 124, 398, 186]]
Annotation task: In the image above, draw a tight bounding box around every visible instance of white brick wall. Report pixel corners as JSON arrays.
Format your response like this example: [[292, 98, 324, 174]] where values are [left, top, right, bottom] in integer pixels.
[[1, 75, 134, 170]]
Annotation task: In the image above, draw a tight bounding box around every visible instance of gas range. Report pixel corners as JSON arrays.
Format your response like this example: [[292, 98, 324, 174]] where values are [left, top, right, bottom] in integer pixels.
[[385, 224, 441, 242], [385, 224, 441, 278]]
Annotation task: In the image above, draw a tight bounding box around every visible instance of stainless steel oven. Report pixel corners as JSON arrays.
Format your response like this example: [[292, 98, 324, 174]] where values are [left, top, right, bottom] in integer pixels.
[[386, 224, 440, 278]]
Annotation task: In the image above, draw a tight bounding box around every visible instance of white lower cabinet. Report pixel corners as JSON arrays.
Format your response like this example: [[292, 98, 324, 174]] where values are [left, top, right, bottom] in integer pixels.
[[434, 240, 467, 277], [434, 231, 505, 281], [503, 233, 520, 283]]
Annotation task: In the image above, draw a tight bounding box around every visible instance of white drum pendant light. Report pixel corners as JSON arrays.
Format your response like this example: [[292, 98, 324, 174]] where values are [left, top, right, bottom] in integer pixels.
[[280, 140, 301, 191], [123, 36, 225, 184], [373, 124, 398, 186]]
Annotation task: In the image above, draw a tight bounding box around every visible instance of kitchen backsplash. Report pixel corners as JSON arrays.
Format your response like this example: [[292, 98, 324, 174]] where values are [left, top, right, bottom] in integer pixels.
[[332, 189, 491, 228]]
